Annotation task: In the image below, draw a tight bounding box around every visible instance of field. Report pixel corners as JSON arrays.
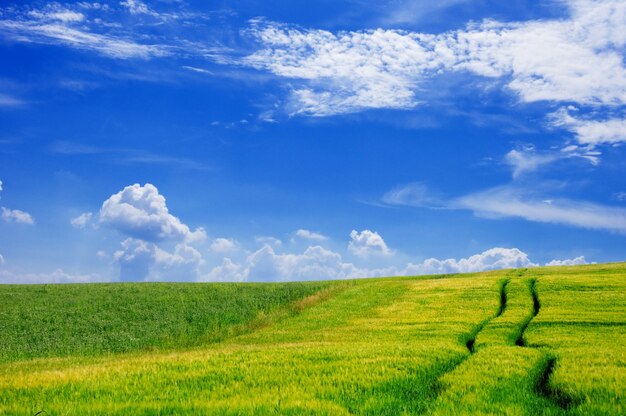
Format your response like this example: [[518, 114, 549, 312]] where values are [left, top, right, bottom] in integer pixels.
[[0, 263, 624, 415]]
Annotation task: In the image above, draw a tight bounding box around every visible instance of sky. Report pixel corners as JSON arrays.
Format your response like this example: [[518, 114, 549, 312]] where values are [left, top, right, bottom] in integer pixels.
[[0, 0, 625, 283]]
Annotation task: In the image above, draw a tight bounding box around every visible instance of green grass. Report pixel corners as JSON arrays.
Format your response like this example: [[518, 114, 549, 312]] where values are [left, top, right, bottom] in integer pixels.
[[0, 281, 341, 363], [0, 263, 624, 415]]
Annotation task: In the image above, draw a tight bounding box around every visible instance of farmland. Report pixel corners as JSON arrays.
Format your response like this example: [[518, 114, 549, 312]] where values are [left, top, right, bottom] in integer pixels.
[[0, 263, 624, 415]]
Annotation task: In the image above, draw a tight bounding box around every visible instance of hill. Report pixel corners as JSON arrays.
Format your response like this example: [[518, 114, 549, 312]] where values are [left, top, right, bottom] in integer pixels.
[[0, 263, 624, 415]]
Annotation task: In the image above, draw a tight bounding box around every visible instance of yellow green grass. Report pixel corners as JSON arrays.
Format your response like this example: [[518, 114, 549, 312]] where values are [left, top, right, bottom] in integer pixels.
[[0, 263, 624, 415]]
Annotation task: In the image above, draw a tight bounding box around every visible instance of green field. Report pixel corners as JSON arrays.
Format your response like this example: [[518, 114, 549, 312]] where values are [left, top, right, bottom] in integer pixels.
[[0, 263, 624, 415]]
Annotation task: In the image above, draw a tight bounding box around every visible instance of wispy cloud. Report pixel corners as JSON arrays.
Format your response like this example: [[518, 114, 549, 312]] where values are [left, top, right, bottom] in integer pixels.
[[0, 93, 25, 107], [504, 144, 600, 178], [50, 141, 210, 171], [0, 18, 168, 59], [455, 185, 626, 234], [383, 180, 626, 234]]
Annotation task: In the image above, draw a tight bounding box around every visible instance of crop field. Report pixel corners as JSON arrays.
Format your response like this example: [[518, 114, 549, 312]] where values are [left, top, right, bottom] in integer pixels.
[[0, 263, 624, 415]]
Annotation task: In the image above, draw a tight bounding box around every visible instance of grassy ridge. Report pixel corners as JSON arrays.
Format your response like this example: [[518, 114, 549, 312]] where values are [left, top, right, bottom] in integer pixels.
[[0, 281, 340, 363], [0, 264, 624, 415]]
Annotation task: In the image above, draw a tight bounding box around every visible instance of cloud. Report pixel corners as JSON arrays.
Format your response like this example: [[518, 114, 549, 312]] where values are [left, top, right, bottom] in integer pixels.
[[294, 229, 328, 242], [402, 247, 537, 275], [202, 257, 247, 282], [71, 212, 93, 229], [209, 237, 239, 253], [99, 183, 206, 242], [255, 236, 283, 247], [202, 243, 540, 281], [0, 93, 25, 107], [348, 229, 393, 257], [120, 0, 152, 15], [241, 1, 626, 163], [550, 107, 626, 146], [504, 144, 600, 178], [545, 256, 588, 266], [203, 244, 360, 281], [114, 238, 204, 281], [384, 180, 626, 234], [456, 185, 626, 233], [0, 4, 168, 59], [381, 182, 443, 207], [1, 207, 35, 225], [0, 253, 4, 265], [381, 0, 472, 25], [0, 268, 102, 284], [614, 192, 626, 201]]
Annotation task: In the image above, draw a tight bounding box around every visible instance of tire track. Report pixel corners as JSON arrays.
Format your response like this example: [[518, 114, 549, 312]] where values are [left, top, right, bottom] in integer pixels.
[[519, 278, 579, 410], [464, 278, 510, 353]]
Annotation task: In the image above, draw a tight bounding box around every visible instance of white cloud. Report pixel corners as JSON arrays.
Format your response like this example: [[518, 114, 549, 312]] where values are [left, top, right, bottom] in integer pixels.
[[402, 247, 537, 275], [456, 185, 626, 233], [0, 93, 25, 107], [1, 207, 34, 225], [71, 212, 93, 229], [382, 0, 472, 25], [0, 268, 102, 284], [504, 144, 599, 178], [0, 253, 4, 265], [614, 192, 626, 201], [546, 256, 588, 266], [120, 0, 151, 15], [202, 243, 540, 281], [209, 237, 239, 253], [348, 229, 393, 257], [382, 182, 443, 207], [255, 236, 283, 247], [0, 4, 168, 59], [203, 244, 361, 281], [550, 107, 626, 146], [242, 1, 626, 159], [294, 229, 328, 242], [114, 238, 204, 281], [202, 257, 247, 282], [99, 183, 206, 242]]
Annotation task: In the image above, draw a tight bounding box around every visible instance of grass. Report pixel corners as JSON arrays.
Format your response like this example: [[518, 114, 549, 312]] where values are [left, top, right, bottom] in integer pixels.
[[0, 263, 624, 415], [0, 281, 342, 363]]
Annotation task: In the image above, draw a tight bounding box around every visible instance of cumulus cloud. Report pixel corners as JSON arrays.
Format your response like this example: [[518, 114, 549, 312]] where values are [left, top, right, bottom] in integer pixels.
[[202, 244, 540, 281], [0, 268, 102, 284], [71, 212, 93, 229], [209, 237, 239, 253], [0, 179, 35, 225], [255, 236, 283, 247], [1, 207, 34, 225], [545, 256, 588, 266], [402, 248, 537, 275], [294, 229, 328, 242], [202, 244, 360, 281], [99, 183, 206, 242], [348, 229, 393, 257], [114, 238, 204, 281]]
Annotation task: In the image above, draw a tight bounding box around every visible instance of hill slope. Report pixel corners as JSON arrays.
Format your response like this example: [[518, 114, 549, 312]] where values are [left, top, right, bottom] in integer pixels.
[[0, 263, 624, 415]]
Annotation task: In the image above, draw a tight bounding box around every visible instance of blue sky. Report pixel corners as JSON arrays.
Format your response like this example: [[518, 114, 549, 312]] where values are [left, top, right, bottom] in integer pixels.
[[1, 0, 625, 283]]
